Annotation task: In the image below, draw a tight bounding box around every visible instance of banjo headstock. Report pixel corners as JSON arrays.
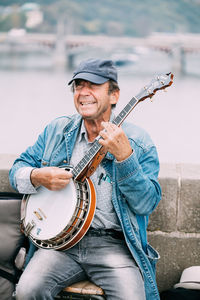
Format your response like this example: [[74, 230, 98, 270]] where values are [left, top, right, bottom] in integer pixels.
[[138, 72, 174, 102]]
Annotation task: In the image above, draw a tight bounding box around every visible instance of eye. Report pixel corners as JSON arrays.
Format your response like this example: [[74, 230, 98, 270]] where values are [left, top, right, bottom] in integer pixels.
[[89, 83, 101, 90], [74, 80, 84, 90], [90, 83, 97, 87]]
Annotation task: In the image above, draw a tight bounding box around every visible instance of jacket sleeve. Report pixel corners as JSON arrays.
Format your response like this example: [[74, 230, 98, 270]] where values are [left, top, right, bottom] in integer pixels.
[[9, 126, 47, 191], [115, 144, 161, 216]]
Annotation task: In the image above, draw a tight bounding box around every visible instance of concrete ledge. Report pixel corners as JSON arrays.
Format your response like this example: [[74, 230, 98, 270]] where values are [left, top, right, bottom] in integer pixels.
[[0, 154, 200, 292], [148, 163, 200, 291], [149, 164, 179, 232], [149, 231, 200, 291]]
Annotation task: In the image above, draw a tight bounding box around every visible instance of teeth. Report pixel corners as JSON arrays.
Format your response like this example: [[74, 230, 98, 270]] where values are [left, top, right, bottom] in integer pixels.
[[81, 102, 95, 105]]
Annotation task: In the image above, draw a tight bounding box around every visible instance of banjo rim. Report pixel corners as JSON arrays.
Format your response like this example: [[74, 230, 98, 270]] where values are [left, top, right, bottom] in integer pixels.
[[21, 177, 96, 251]]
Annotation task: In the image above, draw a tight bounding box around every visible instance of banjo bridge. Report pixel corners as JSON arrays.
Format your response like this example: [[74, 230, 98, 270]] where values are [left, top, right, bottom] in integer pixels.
[[34, 210, 43, 220]]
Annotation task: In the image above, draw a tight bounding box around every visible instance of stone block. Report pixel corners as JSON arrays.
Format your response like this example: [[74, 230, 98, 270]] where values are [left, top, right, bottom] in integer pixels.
[[0, 154, 17, 193], [177, 164, 200, 233], [148, 232, 200, 292], [0, 169, 15, 192], [148, 164, 179, 232]]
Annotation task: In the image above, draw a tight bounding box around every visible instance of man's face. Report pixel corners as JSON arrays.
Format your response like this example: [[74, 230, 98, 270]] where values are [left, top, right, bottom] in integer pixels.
[[73, 80, 119, 120]]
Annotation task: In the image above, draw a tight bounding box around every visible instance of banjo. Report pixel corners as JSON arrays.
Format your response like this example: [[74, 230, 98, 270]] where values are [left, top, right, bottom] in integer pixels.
[[21, 73, 173, 251]]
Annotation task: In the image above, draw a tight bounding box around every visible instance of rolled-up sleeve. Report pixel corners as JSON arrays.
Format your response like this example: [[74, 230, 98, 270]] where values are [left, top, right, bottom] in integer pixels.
[[9, 125, 47, 191], [15, 167, 37, 194]]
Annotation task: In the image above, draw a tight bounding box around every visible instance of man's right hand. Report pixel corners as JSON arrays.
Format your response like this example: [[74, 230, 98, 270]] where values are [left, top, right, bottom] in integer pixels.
[[30, 167, 73, 191]]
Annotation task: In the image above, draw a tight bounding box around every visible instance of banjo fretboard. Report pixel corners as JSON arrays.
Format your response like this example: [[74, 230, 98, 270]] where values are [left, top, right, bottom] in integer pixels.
[[72, 96, 139, 179]]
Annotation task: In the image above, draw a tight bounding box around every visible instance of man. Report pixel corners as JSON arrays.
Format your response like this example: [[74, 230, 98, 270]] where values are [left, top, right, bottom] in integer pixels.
[[9, 58, 161, 300]]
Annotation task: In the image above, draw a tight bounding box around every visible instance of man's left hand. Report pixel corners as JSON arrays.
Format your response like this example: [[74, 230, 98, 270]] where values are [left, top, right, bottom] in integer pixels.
[[99, 122, 133, 161]]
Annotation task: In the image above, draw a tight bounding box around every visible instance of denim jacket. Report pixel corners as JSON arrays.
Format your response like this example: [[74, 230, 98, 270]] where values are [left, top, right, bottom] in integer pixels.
[[9, 114, 161, 300]]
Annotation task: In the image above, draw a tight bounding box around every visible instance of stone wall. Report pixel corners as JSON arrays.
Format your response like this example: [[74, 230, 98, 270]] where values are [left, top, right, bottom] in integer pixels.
[[0, 154, 200, 292], [148, 163, 200, 291]]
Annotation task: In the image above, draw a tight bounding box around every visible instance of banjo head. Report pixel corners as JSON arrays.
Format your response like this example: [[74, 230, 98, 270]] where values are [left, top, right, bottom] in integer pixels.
[[24, 180, 77, 241], [22, 177, 96, 250]]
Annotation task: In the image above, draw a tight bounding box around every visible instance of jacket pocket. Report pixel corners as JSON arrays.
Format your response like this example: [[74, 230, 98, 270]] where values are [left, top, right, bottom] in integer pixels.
[[146, 243, 160, 272]]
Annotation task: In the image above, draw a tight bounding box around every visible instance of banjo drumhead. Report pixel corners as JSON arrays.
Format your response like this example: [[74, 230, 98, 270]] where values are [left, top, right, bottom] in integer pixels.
[[24, 180, 77, 240]]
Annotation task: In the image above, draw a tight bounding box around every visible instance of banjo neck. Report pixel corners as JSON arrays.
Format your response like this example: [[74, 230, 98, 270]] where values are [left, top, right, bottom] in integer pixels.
[[72, 96, 139, 182], [72, 73, 173, 182]]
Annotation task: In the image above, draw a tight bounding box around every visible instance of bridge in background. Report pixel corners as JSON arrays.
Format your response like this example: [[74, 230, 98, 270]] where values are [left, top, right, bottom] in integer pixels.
[[0, 31, 200, 74]]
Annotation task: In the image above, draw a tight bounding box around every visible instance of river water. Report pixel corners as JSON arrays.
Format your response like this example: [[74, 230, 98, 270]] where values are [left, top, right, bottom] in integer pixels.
[[0, 52, 200, 164]]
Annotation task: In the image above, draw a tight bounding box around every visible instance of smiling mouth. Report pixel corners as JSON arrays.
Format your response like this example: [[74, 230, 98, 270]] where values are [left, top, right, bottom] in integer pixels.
[[80, 102, 96, 106]]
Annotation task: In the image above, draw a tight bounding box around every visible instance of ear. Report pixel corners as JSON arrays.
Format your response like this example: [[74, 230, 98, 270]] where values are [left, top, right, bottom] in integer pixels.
[[110, 89, 120, 105]]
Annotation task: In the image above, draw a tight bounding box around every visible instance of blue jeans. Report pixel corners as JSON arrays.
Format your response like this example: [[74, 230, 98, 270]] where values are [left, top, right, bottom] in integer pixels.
[[16, 232, 145, 300]]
